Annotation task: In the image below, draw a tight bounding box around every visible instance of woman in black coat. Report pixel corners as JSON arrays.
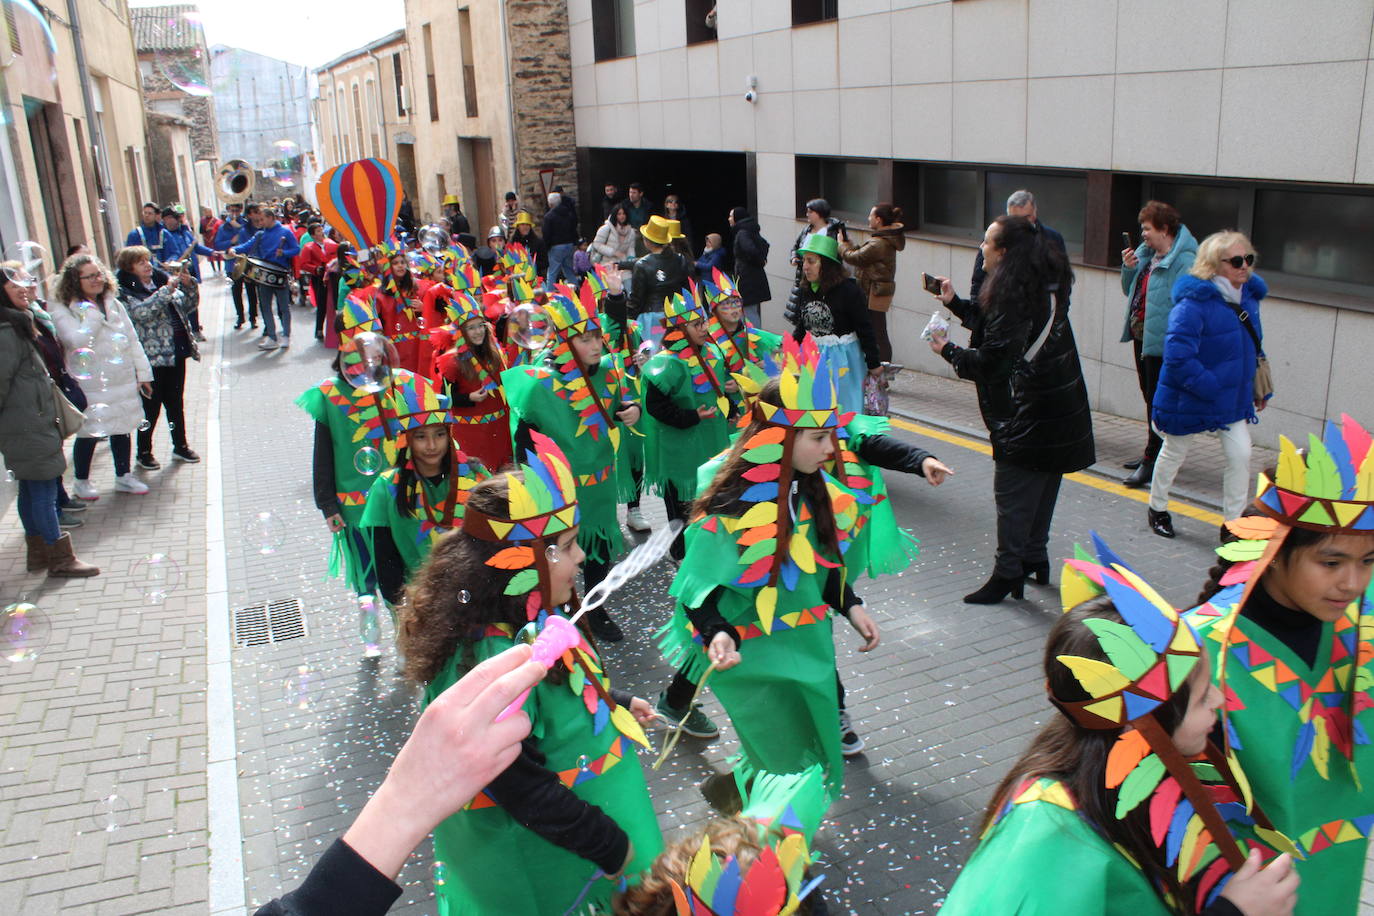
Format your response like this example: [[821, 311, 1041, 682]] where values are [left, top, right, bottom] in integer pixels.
[[728, 207, 770, 326], [927, 216, 1094, 604]]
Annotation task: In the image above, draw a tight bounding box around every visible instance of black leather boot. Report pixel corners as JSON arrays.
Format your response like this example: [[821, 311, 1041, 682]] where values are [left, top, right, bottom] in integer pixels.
[[963, 574, 1025, 604], [1147, 508, 1176, 539], [1122, 460, 1154, 489]]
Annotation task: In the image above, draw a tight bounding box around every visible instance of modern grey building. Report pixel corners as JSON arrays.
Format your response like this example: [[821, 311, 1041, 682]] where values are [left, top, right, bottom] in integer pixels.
[[209, 45, 312, 196]]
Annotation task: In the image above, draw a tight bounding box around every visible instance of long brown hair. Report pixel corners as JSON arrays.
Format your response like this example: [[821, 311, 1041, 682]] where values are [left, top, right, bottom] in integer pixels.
[[979, 215, 1071, 318], [452, 318, 507, 385], [695, 379, 838, 553], [54, 254, 115, 305], [977, 598, 1195, 913], [399, 474, 533, 684]]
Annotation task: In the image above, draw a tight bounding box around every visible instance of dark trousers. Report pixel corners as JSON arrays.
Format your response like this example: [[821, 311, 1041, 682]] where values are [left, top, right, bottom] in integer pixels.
[[310, 274, 329, 337], [869, 309, 893, 363], [74, 434, 132, 479], [664, 481, 688, 560], [138, 361, 188, 455], [1131, 338, 1164, 461], [993, 461, 1063, 578], [231, 274, 259, 324]]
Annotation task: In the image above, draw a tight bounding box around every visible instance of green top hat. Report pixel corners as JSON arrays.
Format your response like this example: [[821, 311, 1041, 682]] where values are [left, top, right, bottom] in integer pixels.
[[797, 233, 840, 263]]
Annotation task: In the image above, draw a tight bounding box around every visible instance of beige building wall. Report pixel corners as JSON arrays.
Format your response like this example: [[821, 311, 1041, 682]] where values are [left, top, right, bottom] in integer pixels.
[[314, 32, 414, 178], [569, 0, 1374, 450], [2, 0, 150, 270]]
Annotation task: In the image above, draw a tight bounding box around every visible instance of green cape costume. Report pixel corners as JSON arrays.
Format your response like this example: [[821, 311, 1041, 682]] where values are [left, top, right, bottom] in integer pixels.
[[426, 614, 663, 915], [360, 451, 488, 580], [641, 337, 732, 501]]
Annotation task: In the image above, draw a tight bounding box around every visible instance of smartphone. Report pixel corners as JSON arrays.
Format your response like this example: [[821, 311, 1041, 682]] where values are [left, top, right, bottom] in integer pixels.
[[1121, 232, 1133, 250], [922, 272, 943, 295]]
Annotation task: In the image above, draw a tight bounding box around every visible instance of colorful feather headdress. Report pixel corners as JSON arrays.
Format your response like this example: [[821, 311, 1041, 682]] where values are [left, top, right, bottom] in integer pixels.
[[384, 371, 454, 441], [754, 334, 854, 431], [446, 247, 482, 292], [664, 283, 709, 327], [1054, 535, 1298, 907], [545, 282, 601, 338], [670, 832, 816, 916], [702, 268, 742, 306], [501, 242, 537, 282], [1193, 414, 1374, 780], [461, 431, 580, 617]]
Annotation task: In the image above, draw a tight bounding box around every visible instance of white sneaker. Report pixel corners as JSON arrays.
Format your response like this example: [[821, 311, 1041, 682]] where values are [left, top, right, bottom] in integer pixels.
[[280, 335, 290, 349], [257, 337, 279, 350], [73, 479, 100, 501], [626, 508, 650, 532], [114, 474, 149, 494]]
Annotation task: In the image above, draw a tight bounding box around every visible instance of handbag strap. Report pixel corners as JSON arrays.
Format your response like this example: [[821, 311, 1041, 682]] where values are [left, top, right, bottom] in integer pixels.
[[1222, 299, 1265, 357]]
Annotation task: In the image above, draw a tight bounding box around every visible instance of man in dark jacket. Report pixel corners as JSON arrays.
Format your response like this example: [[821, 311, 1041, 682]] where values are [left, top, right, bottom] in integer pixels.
[[729, 207, 770, 326], [628, 215, 689, 320], [233, 206, 301, 349], [599, 182, 621, 220], [441, 196, 471, 238], [214, 202, 260, 329], [541, 191, 579, 289], [969, 189, 1065, 303]]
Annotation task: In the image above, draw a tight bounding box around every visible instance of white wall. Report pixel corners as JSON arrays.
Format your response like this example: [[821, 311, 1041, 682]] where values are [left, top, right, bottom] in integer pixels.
[[569, 0, 1374, 449]]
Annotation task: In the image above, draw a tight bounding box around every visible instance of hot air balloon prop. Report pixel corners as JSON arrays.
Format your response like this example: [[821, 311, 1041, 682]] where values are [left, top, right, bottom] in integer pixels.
[[316, 158, 404, 253]]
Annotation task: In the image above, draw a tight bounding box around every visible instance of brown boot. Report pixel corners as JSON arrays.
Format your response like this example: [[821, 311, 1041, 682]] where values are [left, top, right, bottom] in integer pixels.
[[46, 533, 100, 578], [26, 534, 48, 571]]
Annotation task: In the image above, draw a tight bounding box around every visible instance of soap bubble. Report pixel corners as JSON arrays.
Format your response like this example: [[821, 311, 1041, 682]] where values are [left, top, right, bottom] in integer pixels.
[[339, 331, 391, 393], [68, 348, 96, 380], [576, 754, 590, 771], [137, 419, 152, 432], [2, 240, 45, 288], [246, 511, 285, 555], [431, 861, 449, 887], [268, 139, 302, 189], [0, 6, 57, 102], [545, 544, 560, 564], [92, 793, 131, 832], [156, 43, 213, 98], [2, 601, 49, 663], [131, 553, 182, 603], [353, 446, 383, 476], [418, 225, 448, 252], [510, 304, 550, 351], [106, 332, 129, 365], [84, 403, 114, 437], [284, 665, 315, 712], [457, 589, 471, 604]]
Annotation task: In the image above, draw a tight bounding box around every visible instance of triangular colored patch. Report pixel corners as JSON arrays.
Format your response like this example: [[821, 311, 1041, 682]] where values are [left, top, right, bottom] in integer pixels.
[[1272, 659, 1297, 684], [1166, 652, 1196, 691], [1084, 696, 1124, 722], [1136, 662, 1169, 700], [1277, 490, 1310, 516], [489, 519, 514, 538], [1333, 501, 1367, 527], [1250, 666, 1278, 690], [525, 515, 549, 536], [1247, 643, 1273, 666], [1299, 500, 1336, 525], [1123, 691, 1161, 720], [1335, 821, 1364, 843]]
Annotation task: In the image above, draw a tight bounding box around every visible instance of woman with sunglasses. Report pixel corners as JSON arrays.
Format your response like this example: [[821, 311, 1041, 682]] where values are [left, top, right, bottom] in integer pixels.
[[1146, 231, 1267, 538]]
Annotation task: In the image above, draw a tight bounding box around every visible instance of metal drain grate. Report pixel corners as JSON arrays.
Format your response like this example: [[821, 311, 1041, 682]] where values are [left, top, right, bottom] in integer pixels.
[[233, 598, 307, 646]]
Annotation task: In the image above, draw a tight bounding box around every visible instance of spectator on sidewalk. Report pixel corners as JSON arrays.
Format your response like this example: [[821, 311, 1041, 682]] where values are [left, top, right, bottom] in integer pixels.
[[199, 206, 223, 275], [509, 212, 547, 277], [233, 206, 301, 350], [541, 191, 579, 290], [116, 246, 200, 470], [662, 193, 694, 259], [620, 182, 654, 228], [1118, 201, 1198, 490], [590, 204, 636, 279], [157, 207, 214, 340], [839, 202, 906, 365], [215, 201, 259, 330], [441, 196, 471, 238], [599, 182, 621, 220], [969, 190, 1065, 304], [1, 262, 100, 576], [498, 192, 520, 239], [1146, 231, 1267, 539], [927, 216, 1094, 604], [125, 201, 170, 254], [728, 207, 770, 327], [789, 199, 845, 286], [49, 253, 154, 498], [695, 232, 726, 280]]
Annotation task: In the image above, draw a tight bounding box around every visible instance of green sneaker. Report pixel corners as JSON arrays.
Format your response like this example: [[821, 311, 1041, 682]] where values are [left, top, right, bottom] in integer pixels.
[[655, 692, 719, 739]]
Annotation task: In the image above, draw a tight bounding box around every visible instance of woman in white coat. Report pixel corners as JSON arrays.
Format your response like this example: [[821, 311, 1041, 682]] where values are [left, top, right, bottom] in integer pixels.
[[590, 204, 637, 292], [49, 253, 154, 497]]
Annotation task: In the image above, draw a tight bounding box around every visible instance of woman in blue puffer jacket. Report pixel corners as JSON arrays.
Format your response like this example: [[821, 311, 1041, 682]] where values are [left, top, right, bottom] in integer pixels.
[[1146, 231, 1268, 538]]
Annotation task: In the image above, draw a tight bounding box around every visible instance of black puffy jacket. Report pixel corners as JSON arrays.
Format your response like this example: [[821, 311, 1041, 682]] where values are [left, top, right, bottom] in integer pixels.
[[941, 284, 1094, 473], [786, 277, 881, 370], [730, 217, 771, 306]]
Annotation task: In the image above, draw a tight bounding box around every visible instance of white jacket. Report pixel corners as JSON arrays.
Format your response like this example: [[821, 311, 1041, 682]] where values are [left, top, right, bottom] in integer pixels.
[[590, 220, 636, 264], [50, 292, 153, 438]]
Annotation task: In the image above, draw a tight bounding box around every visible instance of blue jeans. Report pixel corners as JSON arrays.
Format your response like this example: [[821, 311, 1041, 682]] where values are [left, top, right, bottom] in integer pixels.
[[545, 243, 576, 290], [18, 478, 61, 544], [256, 283, 292, 340]]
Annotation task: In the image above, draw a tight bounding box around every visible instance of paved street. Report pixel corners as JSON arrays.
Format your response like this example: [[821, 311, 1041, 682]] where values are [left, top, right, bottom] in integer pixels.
[[1, 276, 1369, 914]]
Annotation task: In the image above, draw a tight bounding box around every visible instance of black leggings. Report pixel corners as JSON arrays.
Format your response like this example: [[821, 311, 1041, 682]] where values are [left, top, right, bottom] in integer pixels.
[[138, 361, 188, 455], [74, 434, 131, 479], [869, 308, 892, 363]]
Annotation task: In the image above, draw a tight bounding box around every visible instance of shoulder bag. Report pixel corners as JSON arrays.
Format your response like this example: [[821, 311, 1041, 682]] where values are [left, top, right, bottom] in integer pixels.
[[1222, 300, 1274, 402]]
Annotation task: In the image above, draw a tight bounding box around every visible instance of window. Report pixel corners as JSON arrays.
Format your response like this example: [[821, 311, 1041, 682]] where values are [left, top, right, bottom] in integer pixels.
[[794, 156, 881, 220], [365, 78, 380, 157], [985, 170, 1088, 251], [352, 83, 365, 159], [685, 0, 717, 45], [793, 0, 838, 26], [919, 166, 979, 234], [458, 7, 478, 118], [592, 0, 635, 62], [392, 53, 407, 117], [5, 0, 21, 55], [1253, 188, 1374, 289], [422, 23, 439, 122], [1149, 181, 1246, 242]]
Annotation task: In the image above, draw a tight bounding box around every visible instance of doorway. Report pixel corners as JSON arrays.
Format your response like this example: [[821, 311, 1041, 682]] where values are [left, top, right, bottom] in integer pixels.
[[457, 136, 496, 236]]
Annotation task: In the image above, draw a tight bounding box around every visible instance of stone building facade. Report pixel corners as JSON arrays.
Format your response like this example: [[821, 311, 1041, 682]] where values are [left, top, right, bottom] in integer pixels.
[[131, 4, 218, 163]]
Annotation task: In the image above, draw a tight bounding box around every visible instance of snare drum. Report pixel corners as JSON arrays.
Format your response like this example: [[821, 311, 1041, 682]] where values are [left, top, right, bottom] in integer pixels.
[[242, 257, 291, 288]]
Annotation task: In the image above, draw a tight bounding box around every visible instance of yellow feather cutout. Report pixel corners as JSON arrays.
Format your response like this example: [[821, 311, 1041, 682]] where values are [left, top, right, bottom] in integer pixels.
[[1276, 435, 1306, 492], [688, 835, 713, 889], [757, 586, 778, 635], [789, 532, 817, 574], [505, 472, 538, 521], [1056, 655, 1131, 698], [610, 703, 651, 749], [1356, 449, 1374, 502]]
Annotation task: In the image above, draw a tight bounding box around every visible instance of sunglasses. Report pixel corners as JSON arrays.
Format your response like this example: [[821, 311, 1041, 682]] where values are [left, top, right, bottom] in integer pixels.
[[1222, 254, 1255, 269]]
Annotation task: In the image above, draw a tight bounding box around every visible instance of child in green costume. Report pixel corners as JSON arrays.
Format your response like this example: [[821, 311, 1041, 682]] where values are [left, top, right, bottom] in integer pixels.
[[360, 371, 489, 605], [702, 267, 782, 385], [503, 281, 642, 643], [659, 335, 881, 829], [398, 434, 663, 916], [642, 286, 736, 560], [297, 334, 409, 609], [944, 536, 1299, 916], [1182, 416, 1374, 916]]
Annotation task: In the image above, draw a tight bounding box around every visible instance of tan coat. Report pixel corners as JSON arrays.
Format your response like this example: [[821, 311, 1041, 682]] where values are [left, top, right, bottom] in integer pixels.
[[839, 224, 906, 312]]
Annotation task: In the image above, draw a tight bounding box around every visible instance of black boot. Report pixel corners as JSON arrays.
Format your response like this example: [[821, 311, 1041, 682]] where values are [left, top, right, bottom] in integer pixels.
[[586, 608, 624, 642], [1122, 460, 1154, 489], [1147, 508, 1175, 539], [963, 574, 1025, 604], [1122, 455, 1144, 470], [1022, 562, 1051, 586]]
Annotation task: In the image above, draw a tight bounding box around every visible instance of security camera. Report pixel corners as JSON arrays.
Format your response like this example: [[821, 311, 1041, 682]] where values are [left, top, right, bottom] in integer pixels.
[[744, 90, 757, 103]]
